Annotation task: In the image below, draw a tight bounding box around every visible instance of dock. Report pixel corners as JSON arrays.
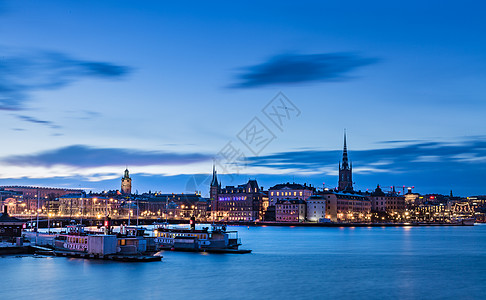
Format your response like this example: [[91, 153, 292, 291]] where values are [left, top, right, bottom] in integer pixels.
[[53, 250, 162, 262]]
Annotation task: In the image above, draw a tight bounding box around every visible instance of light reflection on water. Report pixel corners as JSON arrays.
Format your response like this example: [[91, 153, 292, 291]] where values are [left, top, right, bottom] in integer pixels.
[[1, 225, 486, 300]]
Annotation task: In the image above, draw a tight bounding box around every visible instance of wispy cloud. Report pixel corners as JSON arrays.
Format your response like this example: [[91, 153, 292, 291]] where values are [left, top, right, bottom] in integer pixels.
[[1, 145, 212, 168], [0, 47, 131, 110], [15, 114, 61, 129], [230, 52, 378, 88], [1, 139, 486, 195], [245, 138, 486, 175]]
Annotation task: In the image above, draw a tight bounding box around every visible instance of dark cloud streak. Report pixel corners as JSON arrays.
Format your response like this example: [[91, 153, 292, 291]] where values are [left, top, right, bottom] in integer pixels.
[[0, 48, 131, 110], [246, 138, 486, 173], [2, 145, 211, 168], [230, 52, 378, 88]]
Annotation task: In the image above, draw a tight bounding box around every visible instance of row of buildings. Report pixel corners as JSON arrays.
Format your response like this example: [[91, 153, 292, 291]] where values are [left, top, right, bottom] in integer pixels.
[[1, 135, 484, 223]]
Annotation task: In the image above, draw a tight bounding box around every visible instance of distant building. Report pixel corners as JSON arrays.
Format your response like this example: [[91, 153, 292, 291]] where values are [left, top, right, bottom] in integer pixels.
[[338, 132, 353, 192], [268, 182, 315, 206], [0, 206, 25, 239], [369, 185, 406, 221], [0, 189, 24, 215], [59, 194, 121, 218], [121, 169, 132, 194], [320, 191, 371, 222], [370, 185, 405, 212], [275, 199, 306, 222], [306, 195, 327, 222], [212, 179, 263, 222], [1, 186, 83, 213], [138, 193, 209, 220]]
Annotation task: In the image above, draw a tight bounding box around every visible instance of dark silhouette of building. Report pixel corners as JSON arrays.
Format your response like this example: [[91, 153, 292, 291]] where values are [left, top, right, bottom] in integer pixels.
[[0, 206, 24, 239], [338, 131, 353, 191]]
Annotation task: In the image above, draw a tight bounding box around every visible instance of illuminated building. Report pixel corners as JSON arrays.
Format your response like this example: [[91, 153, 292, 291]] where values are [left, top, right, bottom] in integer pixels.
[[121, 168, 132, 195], [212, 179, 263, 222], [306, 195, 327, 222], [268, 182, 315, 206], [275, 199, 306, 222]]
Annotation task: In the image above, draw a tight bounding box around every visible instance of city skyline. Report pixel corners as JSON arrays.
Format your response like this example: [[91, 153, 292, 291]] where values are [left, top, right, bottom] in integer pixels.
[[1, 1, 486, 195]]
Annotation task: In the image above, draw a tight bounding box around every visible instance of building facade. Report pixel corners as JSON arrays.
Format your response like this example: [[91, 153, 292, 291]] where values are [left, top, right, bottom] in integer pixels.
[[321, 191, 371, 222], [369, 185, 406, 213], [1, 186, 83, 213], [212, 179, 263, 222], [306, 195, 327, 222], [275, 199, 306, 222], [268, 183, 315, 206], [59, 194, 122, 218]]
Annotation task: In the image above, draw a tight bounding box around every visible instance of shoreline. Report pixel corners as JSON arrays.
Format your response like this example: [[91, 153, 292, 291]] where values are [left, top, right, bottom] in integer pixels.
[[216, 221, 477, 227]]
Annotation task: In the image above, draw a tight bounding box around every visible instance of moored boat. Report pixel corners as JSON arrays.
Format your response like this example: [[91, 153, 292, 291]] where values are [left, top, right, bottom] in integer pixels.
[[154, 217, 251, 253]]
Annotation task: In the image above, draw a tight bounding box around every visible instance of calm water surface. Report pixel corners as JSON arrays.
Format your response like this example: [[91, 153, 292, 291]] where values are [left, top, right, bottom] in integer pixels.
[[1, 225, 485, 300]]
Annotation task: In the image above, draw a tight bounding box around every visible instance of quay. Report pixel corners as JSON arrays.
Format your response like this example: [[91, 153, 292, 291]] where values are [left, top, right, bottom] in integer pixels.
[[53, 250, 162, 262], [214, 221, 476, 227]]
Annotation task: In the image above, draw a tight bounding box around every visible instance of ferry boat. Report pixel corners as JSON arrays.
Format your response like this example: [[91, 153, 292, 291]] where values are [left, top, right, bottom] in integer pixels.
[[53, 224, 151, 256], [153, 217, 251, 253], [53, 225, 118, 255]]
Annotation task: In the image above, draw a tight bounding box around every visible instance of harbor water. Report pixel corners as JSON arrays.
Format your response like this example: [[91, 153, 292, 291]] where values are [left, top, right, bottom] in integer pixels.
[[1, 224, 485, 299]]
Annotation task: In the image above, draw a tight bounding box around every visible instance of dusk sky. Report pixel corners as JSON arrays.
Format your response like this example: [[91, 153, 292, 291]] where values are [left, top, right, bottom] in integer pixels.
[[1, 0, 485, 196]]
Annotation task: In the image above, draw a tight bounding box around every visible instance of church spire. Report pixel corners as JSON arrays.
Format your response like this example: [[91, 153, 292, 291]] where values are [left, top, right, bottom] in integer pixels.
[[338, 130, 353, 191], [210, 164, 219, 187], [341, 130, 349, 169]]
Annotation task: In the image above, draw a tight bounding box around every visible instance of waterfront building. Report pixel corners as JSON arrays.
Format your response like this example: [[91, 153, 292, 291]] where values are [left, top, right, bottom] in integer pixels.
[[212, 179, 263, 222], [0, 186, 83, 213], [467, 196, 486, 222], [369, 186, 406, 212], [121, 169, 132, 195], [0, 189, 24, 215], [404, 187, 420, 207], [0, 206, 24, 240], [138, 193, 209, 220], [268, 182, 315, 206], [306, 195, 327, 222], [275, 199, 306, 222], [320, 191, 371, 222], [368, 185, 406, 221], [59, 194, 121, 218], [338, 132, 353, 192]]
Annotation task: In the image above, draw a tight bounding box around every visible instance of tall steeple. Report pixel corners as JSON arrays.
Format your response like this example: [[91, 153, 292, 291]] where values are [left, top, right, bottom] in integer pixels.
[[338, 130, 353, 192], [342, 130, 349, 169], [210, 164, 220, 212], [210, 164, 219, 187]]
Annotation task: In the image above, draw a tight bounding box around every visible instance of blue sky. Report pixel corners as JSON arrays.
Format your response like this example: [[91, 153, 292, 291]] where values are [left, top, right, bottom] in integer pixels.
[[0, 0, 485, 196]]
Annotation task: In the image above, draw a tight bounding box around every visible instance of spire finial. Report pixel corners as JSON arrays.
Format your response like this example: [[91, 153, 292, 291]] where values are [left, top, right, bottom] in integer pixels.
[[341, 129, 349, 169], [211, 162, 219, 187]]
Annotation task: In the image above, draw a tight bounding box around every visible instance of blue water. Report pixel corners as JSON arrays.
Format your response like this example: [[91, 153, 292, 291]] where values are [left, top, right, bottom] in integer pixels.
[[1, 225, 485, 300]]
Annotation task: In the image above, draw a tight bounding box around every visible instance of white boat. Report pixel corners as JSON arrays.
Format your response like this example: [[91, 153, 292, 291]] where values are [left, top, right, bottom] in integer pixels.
[[153, 219, 249, 253]]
